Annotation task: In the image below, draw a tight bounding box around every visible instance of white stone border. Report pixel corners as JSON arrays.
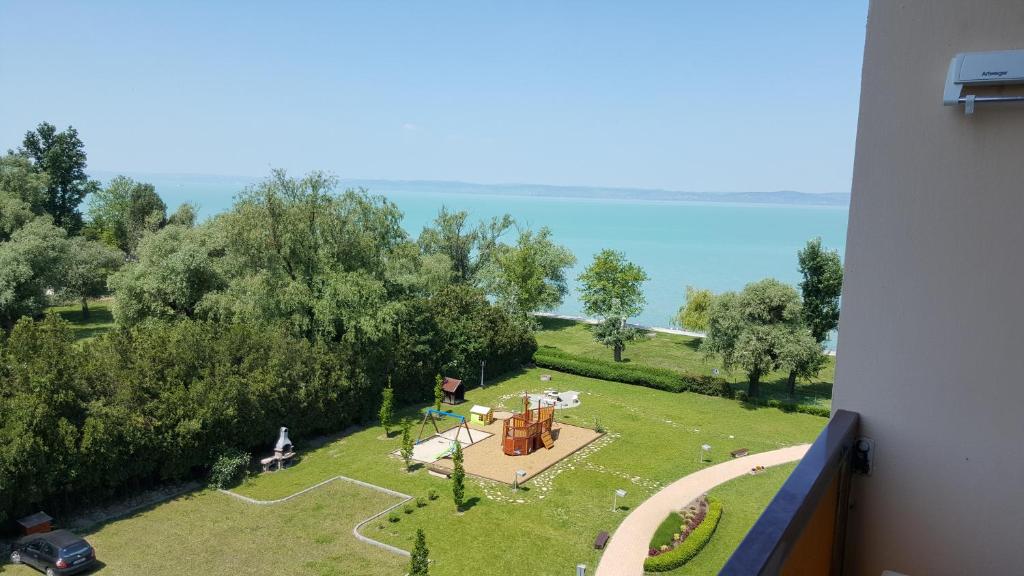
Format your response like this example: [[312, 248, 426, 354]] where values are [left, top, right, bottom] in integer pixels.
[[220, 476, 413, 557]]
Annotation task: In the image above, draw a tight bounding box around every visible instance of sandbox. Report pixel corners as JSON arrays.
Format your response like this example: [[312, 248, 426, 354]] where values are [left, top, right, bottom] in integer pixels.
[[395, 426, 493, 464]]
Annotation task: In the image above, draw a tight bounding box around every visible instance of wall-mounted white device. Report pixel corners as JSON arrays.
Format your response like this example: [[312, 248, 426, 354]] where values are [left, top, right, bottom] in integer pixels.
[[944, 49, 1024, 115]]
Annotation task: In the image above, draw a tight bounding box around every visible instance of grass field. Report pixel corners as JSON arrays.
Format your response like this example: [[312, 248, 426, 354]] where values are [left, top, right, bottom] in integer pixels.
[[536, 317, 834, 408], [0, 481, 408, 576], [48, 299, 115, 341], [656, 463, 796, 575], [7, 368, 820, 576]]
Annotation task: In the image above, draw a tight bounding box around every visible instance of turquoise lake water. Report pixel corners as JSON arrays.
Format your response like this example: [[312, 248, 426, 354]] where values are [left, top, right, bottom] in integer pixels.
[[115, 174, 849, 336]]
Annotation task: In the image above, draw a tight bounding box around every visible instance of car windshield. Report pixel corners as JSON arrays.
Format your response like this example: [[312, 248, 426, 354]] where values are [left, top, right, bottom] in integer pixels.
[[60, 542, 91, 557]]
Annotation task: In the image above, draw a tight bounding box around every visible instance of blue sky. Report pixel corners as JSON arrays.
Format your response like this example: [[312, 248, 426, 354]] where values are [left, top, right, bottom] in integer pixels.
[[0, 1, 868, 192]]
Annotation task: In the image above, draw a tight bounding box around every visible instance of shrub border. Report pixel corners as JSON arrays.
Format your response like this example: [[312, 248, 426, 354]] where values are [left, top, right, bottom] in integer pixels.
[[532, 346, 829, 418], [643, 498, 723, 572]]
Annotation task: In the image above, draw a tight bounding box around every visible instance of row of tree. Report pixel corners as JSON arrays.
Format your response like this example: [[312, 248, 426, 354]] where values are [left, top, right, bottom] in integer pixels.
[[1, 123, 198, 329], [0, 125, 542, 522], [675, 239, 844, 396]]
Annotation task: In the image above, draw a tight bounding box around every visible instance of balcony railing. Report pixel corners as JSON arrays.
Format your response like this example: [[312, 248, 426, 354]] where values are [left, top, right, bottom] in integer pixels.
[[720, 409, 861, 575]]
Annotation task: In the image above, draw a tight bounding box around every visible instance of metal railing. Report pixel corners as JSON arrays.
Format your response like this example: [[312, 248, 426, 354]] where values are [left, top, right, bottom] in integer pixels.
[[720, 409, 860, 575]]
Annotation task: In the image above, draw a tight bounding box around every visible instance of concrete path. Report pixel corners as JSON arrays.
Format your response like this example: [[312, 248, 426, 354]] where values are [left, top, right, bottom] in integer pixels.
[[594, 444, 810, 576]]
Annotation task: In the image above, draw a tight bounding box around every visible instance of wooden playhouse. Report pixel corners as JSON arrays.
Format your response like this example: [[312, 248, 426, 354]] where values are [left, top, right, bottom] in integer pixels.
[[502, 395, 555, 456]]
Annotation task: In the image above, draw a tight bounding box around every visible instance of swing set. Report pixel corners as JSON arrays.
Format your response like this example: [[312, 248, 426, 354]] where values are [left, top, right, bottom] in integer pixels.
[[416, 408, 476, 459]]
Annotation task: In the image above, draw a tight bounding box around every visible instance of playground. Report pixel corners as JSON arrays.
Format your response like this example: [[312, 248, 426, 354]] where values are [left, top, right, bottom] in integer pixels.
[[429, 415, 603, 484]]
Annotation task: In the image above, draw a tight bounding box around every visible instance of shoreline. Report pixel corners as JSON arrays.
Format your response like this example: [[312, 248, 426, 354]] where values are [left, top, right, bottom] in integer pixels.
[[534, 312, 838, 355]]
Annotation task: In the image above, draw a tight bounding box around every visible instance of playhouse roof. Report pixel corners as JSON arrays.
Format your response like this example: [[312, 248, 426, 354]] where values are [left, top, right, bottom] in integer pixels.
[[441, 377, 463, 393], [470, 405, 492, 415]]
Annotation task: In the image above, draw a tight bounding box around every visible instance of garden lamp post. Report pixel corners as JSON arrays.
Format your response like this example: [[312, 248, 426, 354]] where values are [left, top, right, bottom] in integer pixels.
[[514, 469, 527, 491], [480, 359, 486, 388], [699, 444, 712, 463], [612, 488, 627, 511]]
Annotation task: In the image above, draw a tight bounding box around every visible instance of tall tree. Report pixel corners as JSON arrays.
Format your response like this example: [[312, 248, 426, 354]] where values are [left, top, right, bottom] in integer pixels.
[[17, 123, 99, 232], [482, 226, 575, 325], [702, 279, 812, 397], [434, 374, 443, 411], [797, 238, 844, 343], [409, 529, 430, 575], [675, 286, 714, 332], [577, 250, 649, 361], [86, 175, 167, 255], [418, 207, 513, 284], [379, 381, 395, 436], [60, 236, 123, 319], [399, 418, 414, 471], [0, 218, 69, 331], [451, 441, 465, 510]]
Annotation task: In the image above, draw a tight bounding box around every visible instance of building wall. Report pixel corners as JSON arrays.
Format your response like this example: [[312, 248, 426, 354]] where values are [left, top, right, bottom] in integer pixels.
[[835, 1, 1024, 574]]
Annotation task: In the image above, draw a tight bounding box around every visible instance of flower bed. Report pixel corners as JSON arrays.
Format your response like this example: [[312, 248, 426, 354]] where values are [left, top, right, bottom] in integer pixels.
[[643, 496, 723, 572]]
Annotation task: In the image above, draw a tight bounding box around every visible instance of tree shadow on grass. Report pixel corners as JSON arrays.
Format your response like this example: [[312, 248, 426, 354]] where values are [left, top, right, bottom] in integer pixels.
[[458, 497, 481, 512]]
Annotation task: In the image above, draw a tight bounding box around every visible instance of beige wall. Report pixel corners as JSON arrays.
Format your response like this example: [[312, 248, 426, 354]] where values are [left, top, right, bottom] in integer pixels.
[[835, 1, 1024, 574]]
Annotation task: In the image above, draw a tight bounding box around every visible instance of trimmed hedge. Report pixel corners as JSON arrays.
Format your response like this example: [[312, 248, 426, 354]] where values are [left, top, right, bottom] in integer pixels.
[[644, 498, 723, 572], [533, 346, 830, 418], [533, 346, 732, 397]]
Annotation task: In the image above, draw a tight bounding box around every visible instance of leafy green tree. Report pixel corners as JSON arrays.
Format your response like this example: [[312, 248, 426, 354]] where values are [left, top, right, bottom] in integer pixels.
[[0, 154, 49, 216], [797, 238, 843, 343], [418, 207, 513, 284], [434, 374, 443, 410], [592, 317, 641, 363], [779, 327, 827, 397], [578, 250, 649, 361], [451, 441, 465, 510], [86, 175, 167, 255], [409, 528, 430, 575], [482, 226, 575, 325], [17, 122, 99, 232], [107, 223, 225, 326], [702, 279, 806, 397], [59, 236, 123, 318], [400, 418, 414, 471], [0, 218, 69, 331], [0, 315, 89, 520], [675, 286, 714, 332], [0, 189, 36, 242], [379, 380, 395, 435], [167, 202, 198, 228]]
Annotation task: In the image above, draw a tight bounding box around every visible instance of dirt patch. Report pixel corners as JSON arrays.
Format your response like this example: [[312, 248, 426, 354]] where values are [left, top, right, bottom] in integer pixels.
[[431, 419, 602, 484]]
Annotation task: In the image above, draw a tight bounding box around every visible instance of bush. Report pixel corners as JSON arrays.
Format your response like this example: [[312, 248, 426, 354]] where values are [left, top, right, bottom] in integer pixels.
[[428, 488, 439, 501], [644, 498, 723, 572], [534, 346, 830, 418], [388, 512, 400, 523], [208, 448, 250, 489], [416, 497, 427, 508], [403, 504, 414, 514], [534, 346, 732, 396]]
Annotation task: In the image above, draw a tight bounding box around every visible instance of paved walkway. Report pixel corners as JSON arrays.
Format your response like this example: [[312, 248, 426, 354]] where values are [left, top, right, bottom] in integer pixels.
[[594, 444, 810, 576]]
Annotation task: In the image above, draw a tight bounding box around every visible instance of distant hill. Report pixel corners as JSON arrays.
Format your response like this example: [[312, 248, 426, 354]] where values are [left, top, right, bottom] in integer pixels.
[[336, 179, 851, 207], [90, 172, 850, 208]]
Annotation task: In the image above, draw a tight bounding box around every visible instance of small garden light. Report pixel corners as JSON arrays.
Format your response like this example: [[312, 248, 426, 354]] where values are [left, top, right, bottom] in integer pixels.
[[612, 488, 627, 511], [514, 469, 527, 491]]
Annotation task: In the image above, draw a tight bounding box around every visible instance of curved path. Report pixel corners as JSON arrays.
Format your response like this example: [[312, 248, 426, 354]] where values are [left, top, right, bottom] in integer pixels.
[[595, 444, 810, 576]]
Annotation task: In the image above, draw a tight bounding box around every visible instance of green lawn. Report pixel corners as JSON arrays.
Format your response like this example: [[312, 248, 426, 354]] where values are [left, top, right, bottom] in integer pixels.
[[536, 317, 834, 409], [2, 369, 818, 576], [655, 463, 796, 575], [1, 481, 407, 576], [48, 299, 115, 341]]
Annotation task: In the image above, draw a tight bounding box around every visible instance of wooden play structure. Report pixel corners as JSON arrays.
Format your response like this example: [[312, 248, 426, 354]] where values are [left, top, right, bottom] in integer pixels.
[[502, 394, 556, 456]]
